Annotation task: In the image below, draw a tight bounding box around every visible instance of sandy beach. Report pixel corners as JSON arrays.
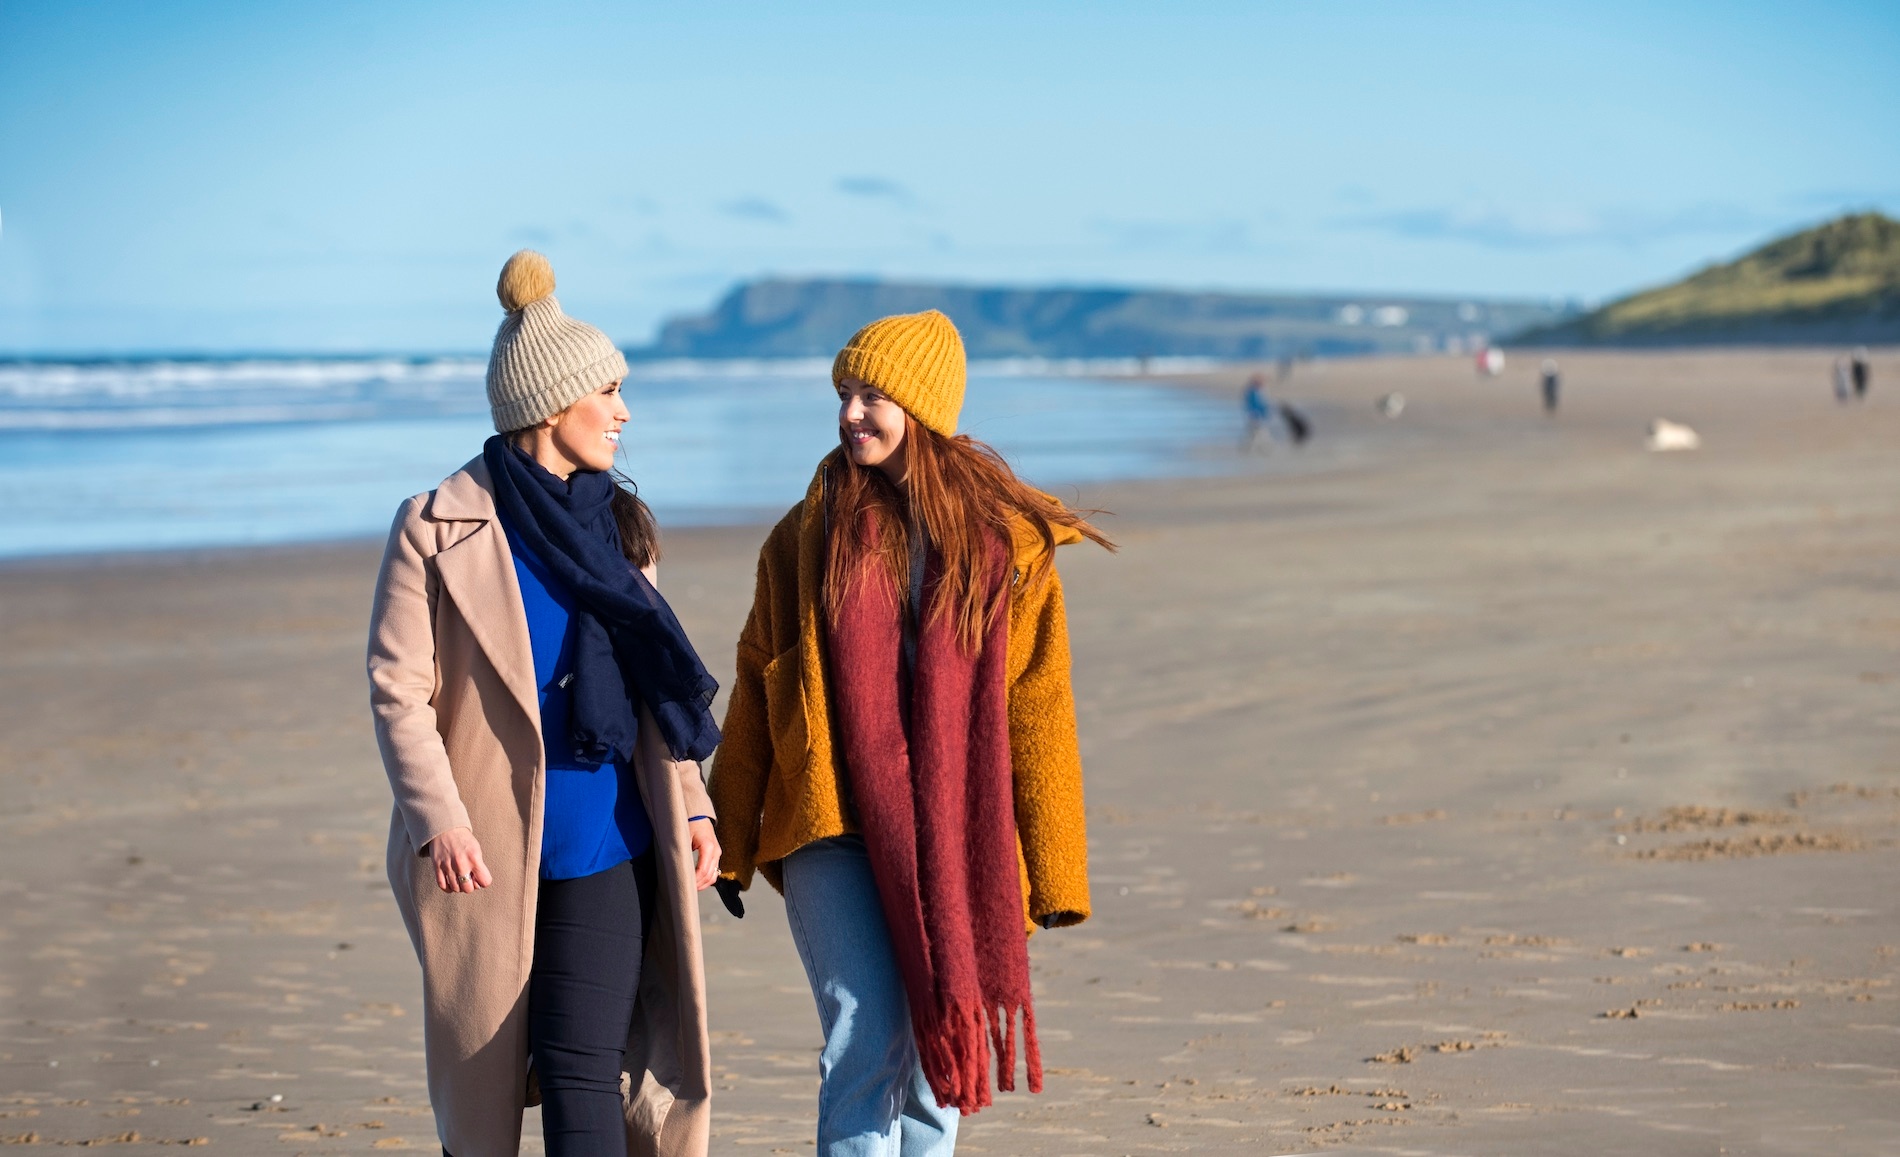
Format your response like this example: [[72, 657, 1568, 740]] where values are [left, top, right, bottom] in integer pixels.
[[2, 348, 1896, 1155]]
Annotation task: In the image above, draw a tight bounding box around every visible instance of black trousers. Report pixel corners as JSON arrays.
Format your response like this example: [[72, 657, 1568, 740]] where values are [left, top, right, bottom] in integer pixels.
[[527, 853, 657, 1157]]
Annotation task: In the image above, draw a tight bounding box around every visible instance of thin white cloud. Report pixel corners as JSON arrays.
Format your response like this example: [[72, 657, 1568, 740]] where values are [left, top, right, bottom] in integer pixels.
[[836, 177, 915, 206], [1336, 201, 1773, 250], [719, 198, 790, 225], [1086, 218, 1278, 256]]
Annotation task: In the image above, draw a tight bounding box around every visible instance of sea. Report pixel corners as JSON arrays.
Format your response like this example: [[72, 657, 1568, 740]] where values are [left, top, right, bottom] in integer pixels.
[[0, 356, 1236, 559]]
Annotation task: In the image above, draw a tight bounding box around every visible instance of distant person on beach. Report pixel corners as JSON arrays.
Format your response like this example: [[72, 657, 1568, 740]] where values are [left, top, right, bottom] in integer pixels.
[[1835, 355, 1854, 403], [367, 251, 723, 1157], [1243, 373, 1274, 450], [1540, 359, 1561, 414], [1852, 347, 1871, 399], [708, 310, 1112, 1155]]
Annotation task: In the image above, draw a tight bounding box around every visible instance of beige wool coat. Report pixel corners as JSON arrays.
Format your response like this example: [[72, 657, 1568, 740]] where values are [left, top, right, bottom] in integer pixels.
[[368, 456, 715, 1157]]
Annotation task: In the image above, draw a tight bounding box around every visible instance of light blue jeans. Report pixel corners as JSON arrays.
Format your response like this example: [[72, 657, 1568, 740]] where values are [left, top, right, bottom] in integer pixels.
[[781, 835, 959, 1157]]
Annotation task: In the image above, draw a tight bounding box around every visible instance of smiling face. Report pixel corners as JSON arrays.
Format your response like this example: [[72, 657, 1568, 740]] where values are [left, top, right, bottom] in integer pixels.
[[515, 379, 629, 479], [837, 375, 909, 481]]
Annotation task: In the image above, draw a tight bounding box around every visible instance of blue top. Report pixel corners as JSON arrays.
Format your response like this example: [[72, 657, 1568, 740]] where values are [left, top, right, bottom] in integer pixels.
[[502, 521, 653, 880]]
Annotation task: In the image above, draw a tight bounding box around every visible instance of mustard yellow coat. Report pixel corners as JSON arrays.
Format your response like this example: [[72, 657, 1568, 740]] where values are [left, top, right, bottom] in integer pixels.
[[708, 452, 1092, 928]]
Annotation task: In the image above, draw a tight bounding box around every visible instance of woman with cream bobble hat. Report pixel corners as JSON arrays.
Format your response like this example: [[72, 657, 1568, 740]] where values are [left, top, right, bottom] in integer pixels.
[[709, 310, 1112, 1154], [367, 251, 723, 1157]]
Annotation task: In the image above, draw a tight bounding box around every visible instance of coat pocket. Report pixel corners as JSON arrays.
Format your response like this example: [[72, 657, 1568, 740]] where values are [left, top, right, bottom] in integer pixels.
[[760, 645, 810, 781]]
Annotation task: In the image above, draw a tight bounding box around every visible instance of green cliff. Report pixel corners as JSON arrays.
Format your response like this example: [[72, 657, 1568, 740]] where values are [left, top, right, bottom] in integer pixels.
[[1514, 212, 1900, 346], [633, 280, 1570, 361]]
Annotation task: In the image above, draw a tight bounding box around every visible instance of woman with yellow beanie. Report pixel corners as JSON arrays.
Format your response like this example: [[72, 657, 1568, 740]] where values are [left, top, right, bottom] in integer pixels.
[[708, 310, 1111, 1155], [369, 251, 722, 1157]]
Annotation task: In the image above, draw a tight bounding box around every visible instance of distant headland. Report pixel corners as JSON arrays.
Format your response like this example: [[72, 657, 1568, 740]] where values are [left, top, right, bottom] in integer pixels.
[[627, 280, 1574, 362], [1511, 212, 1900, 347]]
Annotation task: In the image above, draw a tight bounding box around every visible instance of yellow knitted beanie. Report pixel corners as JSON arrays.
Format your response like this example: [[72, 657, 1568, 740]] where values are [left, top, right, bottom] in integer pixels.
[[831, 310, 966, 436]]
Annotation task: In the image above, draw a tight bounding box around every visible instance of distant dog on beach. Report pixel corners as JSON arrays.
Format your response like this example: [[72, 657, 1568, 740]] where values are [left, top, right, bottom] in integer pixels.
[[1646, 418, 1700, 451], [1280, 401, 1312, 443]]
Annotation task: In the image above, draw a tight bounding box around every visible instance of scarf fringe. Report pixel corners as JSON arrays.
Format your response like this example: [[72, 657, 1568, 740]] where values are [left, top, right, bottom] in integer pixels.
[[915, 998, 1044, 1114]]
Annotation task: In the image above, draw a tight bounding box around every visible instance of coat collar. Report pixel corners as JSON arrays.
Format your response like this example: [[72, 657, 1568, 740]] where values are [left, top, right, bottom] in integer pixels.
[[429, 454, 542, 731], [430, 454, 499, 522]]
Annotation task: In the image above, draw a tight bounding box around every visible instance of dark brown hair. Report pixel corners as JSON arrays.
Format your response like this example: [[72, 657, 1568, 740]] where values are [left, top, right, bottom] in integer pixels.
[[824, 418, 1113, 653], [610, 472, 661, 570]]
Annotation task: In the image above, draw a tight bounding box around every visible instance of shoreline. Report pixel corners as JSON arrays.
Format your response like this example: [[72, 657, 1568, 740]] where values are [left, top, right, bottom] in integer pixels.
[[0, 368, 1240, 566], [4, 344, 1887, 570], [0, 523, 782, 574], [6, 341, 1893, 365]]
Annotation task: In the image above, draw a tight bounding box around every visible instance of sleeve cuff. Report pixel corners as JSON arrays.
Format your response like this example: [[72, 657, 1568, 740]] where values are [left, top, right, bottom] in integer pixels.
[[405, 800, 473, 857]]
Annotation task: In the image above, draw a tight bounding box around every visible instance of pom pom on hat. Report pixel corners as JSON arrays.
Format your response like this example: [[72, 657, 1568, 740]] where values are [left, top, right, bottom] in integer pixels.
[[497, 249, 556, 312]]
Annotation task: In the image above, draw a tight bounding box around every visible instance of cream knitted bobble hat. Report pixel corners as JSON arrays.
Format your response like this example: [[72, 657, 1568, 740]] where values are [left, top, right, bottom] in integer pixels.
[[485, 250, 630, 433]]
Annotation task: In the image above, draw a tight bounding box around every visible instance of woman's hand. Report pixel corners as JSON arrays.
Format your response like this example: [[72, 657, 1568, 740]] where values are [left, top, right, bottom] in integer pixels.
[[687, 818, 721, 891], [428, 826, 493, 894]]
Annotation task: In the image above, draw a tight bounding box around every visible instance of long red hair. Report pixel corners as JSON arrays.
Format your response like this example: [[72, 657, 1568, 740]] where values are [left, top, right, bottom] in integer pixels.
[[824, 418, 1114, 653]]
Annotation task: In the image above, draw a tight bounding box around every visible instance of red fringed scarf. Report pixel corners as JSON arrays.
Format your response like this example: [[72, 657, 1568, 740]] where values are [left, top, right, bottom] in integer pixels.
[[825, 528, 1041, 1115]]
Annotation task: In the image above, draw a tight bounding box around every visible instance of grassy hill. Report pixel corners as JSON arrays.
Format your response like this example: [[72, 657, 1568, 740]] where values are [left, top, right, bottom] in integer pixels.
[[1513, 212, 1900, 346]]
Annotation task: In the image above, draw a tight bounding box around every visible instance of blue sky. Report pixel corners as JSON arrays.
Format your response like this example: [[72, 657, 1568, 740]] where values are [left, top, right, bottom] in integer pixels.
[[1, 0, 1896, 354]]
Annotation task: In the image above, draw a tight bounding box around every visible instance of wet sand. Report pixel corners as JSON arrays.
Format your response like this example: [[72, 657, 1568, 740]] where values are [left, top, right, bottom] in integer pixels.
[[2, 348, 1896, 1154]]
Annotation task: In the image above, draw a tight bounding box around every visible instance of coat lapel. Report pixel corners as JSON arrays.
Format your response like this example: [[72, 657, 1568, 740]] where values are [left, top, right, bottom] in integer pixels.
[[430, 457, 543, 732]]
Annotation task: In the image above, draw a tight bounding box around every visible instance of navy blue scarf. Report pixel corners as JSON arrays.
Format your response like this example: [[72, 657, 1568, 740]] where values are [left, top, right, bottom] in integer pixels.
[[483, 436, 721, 765]]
